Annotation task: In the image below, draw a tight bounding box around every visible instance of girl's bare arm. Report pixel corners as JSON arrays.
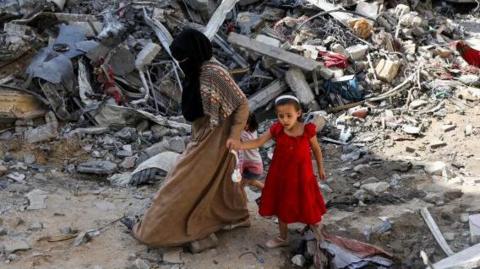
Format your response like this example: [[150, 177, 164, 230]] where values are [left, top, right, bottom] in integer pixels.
[[309, 136, 326, 180], [239, 131, 272, 150]]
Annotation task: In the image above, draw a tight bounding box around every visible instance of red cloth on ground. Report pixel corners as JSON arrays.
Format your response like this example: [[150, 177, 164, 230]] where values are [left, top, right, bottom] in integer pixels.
[[259, 122, 327, 224]]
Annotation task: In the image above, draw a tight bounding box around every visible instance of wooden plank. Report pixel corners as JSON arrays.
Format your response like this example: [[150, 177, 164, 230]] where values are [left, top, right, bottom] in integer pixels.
[[420, 207, 455, 257], [248, 80, 287, 112], [433, 243, 480, 269], [228, 32, 321, 72], [203, 0, 239, 40], [0, 89, 46, 120]]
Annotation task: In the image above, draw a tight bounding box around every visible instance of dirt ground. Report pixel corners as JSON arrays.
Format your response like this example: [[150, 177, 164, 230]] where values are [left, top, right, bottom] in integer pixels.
[[1, 102, 480, 269]]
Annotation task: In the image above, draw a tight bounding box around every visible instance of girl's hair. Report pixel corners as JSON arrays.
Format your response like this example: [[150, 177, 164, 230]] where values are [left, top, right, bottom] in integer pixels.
[[246, 113, 258, 132]]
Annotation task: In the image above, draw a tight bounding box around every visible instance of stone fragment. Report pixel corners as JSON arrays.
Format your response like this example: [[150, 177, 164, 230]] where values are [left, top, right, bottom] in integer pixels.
[[0, 227, 7, 236], [375, 59, 401, 82], [346, 44, 368, 61], [7, 172, 26, 183], [430, 139, 447, 149], [163, 248, 183, 264], [236, 12, 262, 34], [134, 258, 151, 269], [120, 156, 137, 169], [77, 160, 117, 175], [465, 124, 473, 136], [23, 153, 36, 165], [410, 99, 428, 109], [424, 161, 446, 175], [167, 137, 186, 153], [24, 112, 59, 144], [28, 221, 43, 231], [3, 238, 31, 254], [441, 124, 456, 132], [444, 232, 455, 241], [405, 146, 416, 153], [361, 182, 389, 195], [402, 125, 421, 135], [460, 213, 469, 223], [0, 165, 7, 176], [26, 189, 48, 210], [291, 254, 306, 267], [355, 1, 380, 18]]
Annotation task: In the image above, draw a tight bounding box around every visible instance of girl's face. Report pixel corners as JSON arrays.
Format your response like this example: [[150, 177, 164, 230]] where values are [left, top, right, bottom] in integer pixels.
[[276, 104, 301, 130]]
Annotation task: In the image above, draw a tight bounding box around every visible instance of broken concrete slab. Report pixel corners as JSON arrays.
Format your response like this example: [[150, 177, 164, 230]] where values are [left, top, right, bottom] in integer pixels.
[[163, 248, 183, 264], [26, 189, 48, 210], [255, 34, 281, 47], [355, 1, 380, 19], [24, 111, 59, 144], [430, 139, 447, 149], [135, 42, 161, 69], [228, 32, 330, 76], [77, 160, 118, 175], [248, 80, 288, 112], [285, 67, 318, 109], [402, 125, 421, 135]]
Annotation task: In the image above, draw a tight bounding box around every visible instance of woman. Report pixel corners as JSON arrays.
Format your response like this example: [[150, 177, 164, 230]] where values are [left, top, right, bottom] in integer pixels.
[[124, 29, 250, 251]]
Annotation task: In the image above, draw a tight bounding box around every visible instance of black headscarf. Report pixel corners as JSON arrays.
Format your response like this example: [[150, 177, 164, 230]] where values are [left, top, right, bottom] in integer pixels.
[[170, 28, 213, 122]]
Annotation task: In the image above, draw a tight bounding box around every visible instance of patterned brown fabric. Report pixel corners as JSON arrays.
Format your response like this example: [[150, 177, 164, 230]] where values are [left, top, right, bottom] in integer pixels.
[[199, 61, 245, 128]]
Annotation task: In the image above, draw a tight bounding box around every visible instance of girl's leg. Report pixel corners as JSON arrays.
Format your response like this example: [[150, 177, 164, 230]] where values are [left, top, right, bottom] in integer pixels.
[[266, 221, 289, 248]]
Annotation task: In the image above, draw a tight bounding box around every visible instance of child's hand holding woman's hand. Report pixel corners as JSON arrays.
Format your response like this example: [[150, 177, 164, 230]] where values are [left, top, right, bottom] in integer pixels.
[[226, 138, 240, 150]]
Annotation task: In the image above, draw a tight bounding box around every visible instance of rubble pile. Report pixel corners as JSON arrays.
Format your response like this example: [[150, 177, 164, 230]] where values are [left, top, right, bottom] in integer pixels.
[[1, 0, 480, 268]]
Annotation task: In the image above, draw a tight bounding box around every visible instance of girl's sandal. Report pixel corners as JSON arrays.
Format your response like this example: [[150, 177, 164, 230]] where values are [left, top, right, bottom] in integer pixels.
[[265, 237, 289, 248]]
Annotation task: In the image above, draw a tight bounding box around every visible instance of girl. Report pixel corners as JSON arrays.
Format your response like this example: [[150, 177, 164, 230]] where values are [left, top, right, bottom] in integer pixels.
[[239, 113, 265, 190], [228, 95, 327, 248]]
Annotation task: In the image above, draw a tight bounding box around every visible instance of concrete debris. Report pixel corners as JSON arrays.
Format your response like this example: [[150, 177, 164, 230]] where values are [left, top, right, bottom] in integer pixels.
[[26, 189, 48, 210], [134, 258, 151, 269], [361, 182, 390, 195], [2, 238, 31, 254], [163, 248, 183, 264], [424, 161, 446, 175], [77, 160, 118, 175], [291, 254, 306, 267], [375, 59, 401, 83]]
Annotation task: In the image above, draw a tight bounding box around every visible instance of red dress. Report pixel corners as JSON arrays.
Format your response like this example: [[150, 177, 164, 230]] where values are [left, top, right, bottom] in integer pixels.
[[259, 122, 327, 224]]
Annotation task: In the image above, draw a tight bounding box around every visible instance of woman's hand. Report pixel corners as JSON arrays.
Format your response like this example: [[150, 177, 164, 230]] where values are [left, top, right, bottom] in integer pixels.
[[226, 138, 240, 150]]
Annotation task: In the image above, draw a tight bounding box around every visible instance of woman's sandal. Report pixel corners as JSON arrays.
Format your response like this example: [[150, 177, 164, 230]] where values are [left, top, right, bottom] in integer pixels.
[[222, 219, 251, 231], [189, 233, 219, 253], [265, 237, 289, 248]]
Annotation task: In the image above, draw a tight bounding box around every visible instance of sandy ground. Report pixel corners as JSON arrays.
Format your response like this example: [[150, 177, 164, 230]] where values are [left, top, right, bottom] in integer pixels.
[[1, 102, 480, 269]]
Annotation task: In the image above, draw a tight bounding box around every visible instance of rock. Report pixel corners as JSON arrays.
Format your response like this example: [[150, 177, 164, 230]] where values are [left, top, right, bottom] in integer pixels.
[[441, 124, 456, 132], [167, 137, 186, 153], [291, 254, 306, 267], [465, 124, 473, 136], [24, 112, 59, 144], [0, 164, 7, 176], [23, 153, 36, 165], [331, 43, 346, 55], [306, 240, 316, 258], [117, 144, 133, 157], [355, 1, 380, 18], [353, 182, 361, 188], [134, 258, 151, 269], [458, 74, 479, 85], [120, 156, 137, 169], [405, 146, 416, 153], [361, 182, 389, 195], [430, 139, 447, 149], [424, 161, 446, 175], [402, 125, 421, 135], [410, 99, 428, 109], [7, 254, 17, 262], [26, 189, 48, 210], [77, 160, 117, 175], [461, 213, 470, 223], [444, 232, 455, 241], [60, 227, 74, 235], [0, 227, 7, 236], [163, 248, 183, 264], [7, 172, 26, 183], [346, 44, 369, 60], [28, 221, 43, 231], [423, 192, 445, 205], [353, 164, 369, 173], [108, 172, 132, 187], [3, 238, 31, 253], [375, 59, 401, 82], [114, 127, 137, 142]]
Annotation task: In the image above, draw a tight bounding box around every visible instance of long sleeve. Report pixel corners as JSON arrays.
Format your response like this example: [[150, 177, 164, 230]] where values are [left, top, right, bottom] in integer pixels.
[[229, 100, 249, 140]]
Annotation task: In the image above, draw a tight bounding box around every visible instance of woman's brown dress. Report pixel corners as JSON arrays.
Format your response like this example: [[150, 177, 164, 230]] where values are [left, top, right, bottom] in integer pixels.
[[133, 62, 250, 247]]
